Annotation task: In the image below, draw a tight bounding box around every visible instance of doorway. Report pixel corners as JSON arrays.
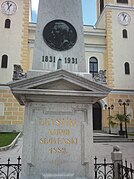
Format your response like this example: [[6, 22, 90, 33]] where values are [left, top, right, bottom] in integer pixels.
[[93, 102, 102, 130]]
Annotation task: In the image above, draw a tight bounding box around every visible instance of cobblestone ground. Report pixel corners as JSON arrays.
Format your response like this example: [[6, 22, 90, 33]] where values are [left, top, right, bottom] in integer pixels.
[[0, 137, 134, 166], [93, 142, 134, 165]]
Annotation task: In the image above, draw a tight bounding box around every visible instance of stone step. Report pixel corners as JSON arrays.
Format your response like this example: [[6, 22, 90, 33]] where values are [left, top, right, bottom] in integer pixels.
[[93, 134, 134, 143]]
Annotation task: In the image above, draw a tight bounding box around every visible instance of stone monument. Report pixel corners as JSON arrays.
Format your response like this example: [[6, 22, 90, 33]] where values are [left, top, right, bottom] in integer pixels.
[[10, 70, 111, 179], [9, 0, 111, 178], [32, 0, 86, 73]]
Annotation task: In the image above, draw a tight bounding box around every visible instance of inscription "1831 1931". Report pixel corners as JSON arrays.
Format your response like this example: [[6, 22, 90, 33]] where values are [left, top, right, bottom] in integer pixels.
[[42, 56, 78, 64]]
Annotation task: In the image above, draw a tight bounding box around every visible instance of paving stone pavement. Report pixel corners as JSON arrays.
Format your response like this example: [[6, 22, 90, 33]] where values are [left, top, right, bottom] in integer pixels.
[[94, 142, 134, 165], [0, 137, 134, 166]]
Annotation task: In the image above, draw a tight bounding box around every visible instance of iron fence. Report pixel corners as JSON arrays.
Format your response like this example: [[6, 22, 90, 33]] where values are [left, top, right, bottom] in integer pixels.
[[0, 156, 134, 179], [94, 156, 114, 179], [118, 160, 134, 179], [0, 156, 21, 179]]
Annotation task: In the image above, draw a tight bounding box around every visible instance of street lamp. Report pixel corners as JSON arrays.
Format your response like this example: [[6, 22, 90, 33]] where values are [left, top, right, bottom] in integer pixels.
[[118, 99, 130, 138], [104, 104, 114, 134]]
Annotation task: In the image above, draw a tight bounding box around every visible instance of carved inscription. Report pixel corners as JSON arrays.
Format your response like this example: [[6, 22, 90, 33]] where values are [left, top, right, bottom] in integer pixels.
[[42, 56, 78, 64], [40, 137, 78, 144], [39, 118, 78, 154], [39, 119, 77, 127]]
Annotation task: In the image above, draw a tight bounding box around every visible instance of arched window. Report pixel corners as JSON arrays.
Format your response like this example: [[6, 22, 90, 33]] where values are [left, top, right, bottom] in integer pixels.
[[5, 19, 11, 28], [1, 55, 8, 68], [89, 57, 98, 77], [124, 62, 130, 74], [123, 29, 127, 38], [93, 102, 102, 130]]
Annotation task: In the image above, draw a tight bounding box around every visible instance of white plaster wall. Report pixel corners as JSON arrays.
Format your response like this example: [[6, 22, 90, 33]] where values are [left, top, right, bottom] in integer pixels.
[[84, 26, 106, 74], [95, 11, 105, 29], [85, 51, 105, 73], [0, 0, 23, 83], [112, 9, 134, 89], [84, 26, 106, 45]]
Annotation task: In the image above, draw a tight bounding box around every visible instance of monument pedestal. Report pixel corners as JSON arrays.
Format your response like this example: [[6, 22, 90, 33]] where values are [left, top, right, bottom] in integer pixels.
[[21, 102, 93, 179], [9, 70, 111, 179], [9, 0, 111, 177]]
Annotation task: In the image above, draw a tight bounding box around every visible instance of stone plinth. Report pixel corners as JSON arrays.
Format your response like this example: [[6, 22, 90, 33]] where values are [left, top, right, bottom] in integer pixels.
[[21, 102, 93, 179], [9, 70, 111, 179]]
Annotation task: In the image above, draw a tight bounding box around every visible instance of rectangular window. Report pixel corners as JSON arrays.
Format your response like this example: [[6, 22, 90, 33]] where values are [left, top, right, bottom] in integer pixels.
[[117, 0, 128, 3]]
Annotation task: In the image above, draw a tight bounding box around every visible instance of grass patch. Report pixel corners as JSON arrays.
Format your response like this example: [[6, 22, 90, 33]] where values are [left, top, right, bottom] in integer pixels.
[[0, 132, 19, 147]]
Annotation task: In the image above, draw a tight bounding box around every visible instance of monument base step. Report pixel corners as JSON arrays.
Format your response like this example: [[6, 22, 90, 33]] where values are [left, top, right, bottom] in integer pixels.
[[41, 173, 74, 179], [21, 174, 90, 179], [41, 174, 89, 179]]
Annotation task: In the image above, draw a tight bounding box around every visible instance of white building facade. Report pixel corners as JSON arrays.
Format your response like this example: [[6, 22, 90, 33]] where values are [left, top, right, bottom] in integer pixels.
[[0, 0, 134, 132]]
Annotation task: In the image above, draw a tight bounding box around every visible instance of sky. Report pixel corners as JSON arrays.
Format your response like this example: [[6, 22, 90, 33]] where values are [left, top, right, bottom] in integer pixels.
[[31, 0, 97, 25]]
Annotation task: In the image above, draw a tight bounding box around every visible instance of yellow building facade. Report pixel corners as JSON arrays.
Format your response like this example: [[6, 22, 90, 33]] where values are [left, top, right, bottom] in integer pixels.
[[0, 0, 134, 133], [0, 0, 30, 131]]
